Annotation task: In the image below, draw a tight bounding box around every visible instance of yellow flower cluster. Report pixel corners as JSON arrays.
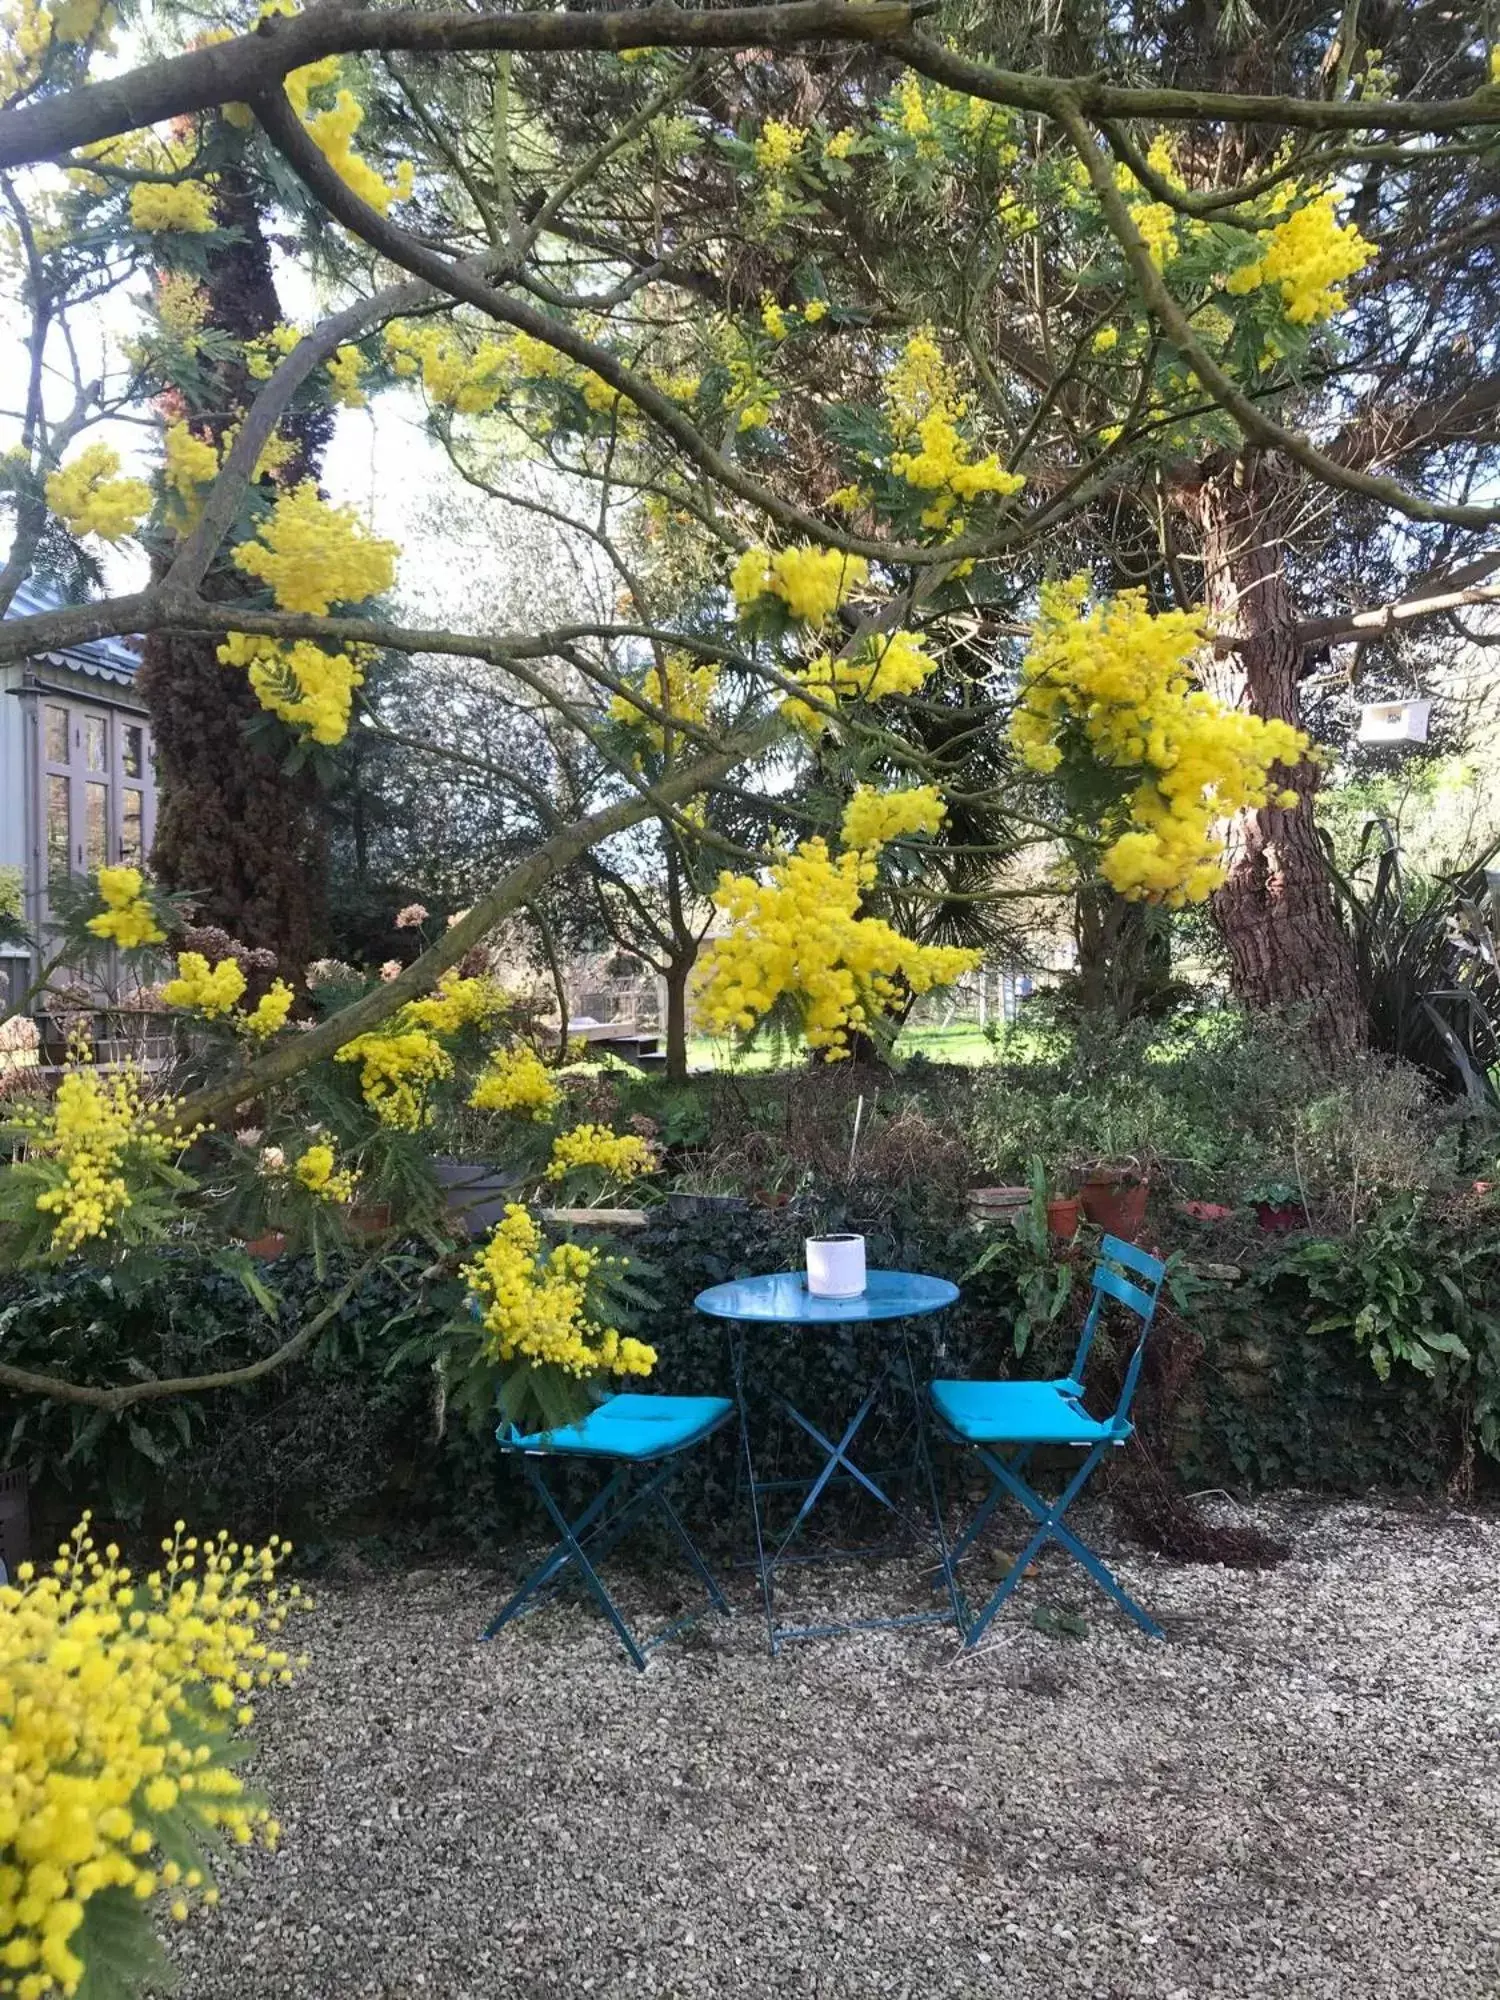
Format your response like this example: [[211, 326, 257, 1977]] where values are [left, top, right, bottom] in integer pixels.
[[400, 971, 506, 1038], [44, 446, 150, 545], [840, 783, 946, 854], [161, 420, 219, 520], [325, 345, 366, 407], [293, 1142, 356, 1203], [782, 627, 938, 733], [759, 295, 827, 340], [884, 332, 1024, 527], [241, 980, 295, 1039], [463, 1205, 655, 1379], [893, 75, 935, 144], [753, 119, 804, 174], [383, 322, 511, 413], [730, 545, 868, 626], [128, 180, 216, 233], [244, 322, 300, 381], [283, 46, 413, 215], [152, 272, 209, 342], [1224, 191, 1374, 324], [84, 867, 164, 950], [16, 1064, 180, 1255], [0, 0, 86, 100], [381, 321, 627, 428], [335, 1028, 452, 1130], [216, 633, 366, 747], [544, 1124, 656, 1185], [161, 952, 246, 1019], [0, 1517, 299, 1997], [725, 348, 776, 431], [1011, 579, 1310, 904], [327, 975, 502, 1129], [698, 836, 980, 1056], [231, 482, 396, 617], [468, 1044, 560, 1120], [608, 654, 719, 750]]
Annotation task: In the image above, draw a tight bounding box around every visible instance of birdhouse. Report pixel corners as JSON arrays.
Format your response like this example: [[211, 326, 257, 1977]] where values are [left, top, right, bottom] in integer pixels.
[[1357, 699, 1431, 745]]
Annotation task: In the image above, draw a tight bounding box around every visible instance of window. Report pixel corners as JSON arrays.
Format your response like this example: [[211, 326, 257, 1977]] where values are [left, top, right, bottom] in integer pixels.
[[33, 696, 156, 901]]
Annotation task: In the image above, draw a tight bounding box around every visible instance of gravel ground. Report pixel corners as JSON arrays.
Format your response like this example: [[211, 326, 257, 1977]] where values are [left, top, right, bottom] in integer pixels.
[[171, 1498, 1500, 1999]]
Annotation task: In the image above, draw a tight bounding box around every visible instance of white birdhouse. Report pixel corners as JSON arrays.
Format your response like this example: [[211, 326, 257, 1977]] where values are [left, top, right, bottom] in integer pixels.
[[1357, 699, 1431, 745]]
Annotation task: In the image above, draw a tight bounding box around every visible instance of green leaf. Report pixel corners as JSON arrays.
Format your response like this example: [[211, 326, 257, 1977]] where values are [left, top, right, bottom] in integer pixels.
[[75, 1887, 177, 2000]]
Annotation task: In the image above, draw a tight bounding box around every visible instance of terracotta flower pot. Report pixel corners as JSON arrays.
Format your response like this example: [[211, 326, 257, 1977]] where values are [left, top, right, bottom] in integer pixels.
[[1178, 1200, 1234, 1222], [343, 1200, 393, 1242], [969, 1185, 1030, 1225], [1255, 1200, 1306, 1233], [1046, 1195, 1081, 1240], [244, 1230, 289, 1261], [1078, 1172, 1149, 1242]]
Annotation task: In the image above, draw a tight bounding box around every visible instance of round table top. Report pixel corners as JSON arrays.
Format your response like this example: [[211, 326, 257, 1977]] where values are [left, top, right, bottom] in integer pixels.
[[694, 1268, 959, 1325]]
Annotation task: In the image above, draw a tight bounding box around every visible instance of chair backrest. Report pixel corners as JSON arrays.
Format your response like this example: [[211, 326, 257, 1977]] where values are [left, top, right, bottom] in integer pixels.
[[1068, 1234, 1166, 1423]]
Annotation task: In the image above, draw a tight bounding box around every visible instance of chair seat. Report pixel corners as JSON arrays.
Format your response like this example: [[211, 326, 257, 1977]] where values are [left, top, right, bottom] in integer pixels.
[[506, 1393, 734, 1461], [930, 1378, 1128, 1446]]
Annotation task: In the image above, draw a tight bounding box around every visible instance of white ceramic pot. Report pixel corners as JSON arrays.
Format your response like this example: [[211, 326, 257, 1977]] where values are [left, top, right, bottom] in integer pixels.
[[805, 1232, 866, 1298]]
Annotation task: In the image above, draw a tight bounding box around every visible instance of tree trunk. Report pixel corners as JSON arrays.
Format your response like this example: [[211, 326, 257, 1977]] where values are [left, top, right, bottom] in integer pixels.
[[1074, 883, 1174, 1024], [662, 952, 692, 1083], [137, 169, 332, 975], [1194, 456, 1367, 1057]]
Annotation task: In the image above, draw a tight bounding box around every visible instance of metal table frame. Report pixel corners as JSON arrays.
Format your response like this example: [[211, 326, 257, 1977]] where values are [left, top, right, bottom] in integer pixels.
[[695, 1269, 966, 1654]]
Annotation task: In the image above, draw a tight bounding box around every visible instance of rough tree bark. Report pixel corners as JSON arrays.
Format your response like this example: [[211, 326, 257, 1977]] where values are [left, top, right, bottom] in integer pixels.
[[136, 172, 332, 974], [1193, 453, 1367, 1055], [662, 953, 692, 1084], [1073, 884, 1174, 1025]]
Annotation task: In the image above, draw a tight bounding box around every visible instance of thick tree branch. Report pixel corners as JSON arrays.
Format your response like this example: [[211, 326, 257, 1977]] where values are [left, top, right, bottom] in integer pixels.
[[1057, 98, 1500, 531], [167, 714, 783, 1130], [249, 85, 1035, 567], [7, 6, 1498, 174], [0, 3, 921, 171], [894, 33, 1500, 137], [0, 1256, 376, 1410], [1295, 549, 1500, 646]]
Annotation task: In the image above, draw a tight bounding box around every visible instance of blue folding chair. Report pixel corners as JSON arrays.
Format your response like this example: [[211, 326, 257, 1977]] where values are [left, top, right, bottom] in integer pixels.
[[485, 1393, 734, 1670], [930, 1234, 1167, 1645]]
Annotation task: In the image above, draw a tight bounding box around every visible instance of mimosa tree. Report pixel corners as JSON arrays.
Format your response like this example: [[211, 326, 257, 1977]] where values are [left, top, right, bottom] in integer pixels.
[[0, 0, 1497, 1331], [7, 5, 1500, 1985]]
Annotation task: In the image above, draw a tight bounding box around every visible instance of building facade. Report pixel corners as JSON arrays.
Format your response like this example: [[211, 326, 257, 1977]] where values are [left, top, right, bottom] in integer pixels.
[[1, 582, 156, 1013]]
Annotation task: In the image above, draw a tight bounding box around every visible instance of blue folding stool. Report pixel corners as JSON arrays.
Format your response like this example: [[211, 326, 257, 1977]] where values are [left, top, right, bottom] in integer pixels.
[[931, 1234, 1167, 1644], [485, 1393, 735, 1670]]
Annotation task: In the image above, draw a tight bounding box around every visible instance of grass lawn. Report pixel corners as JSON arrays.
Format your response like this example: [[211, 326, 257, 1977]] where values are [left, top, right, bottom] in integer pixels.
[[686, 1019, 1003, 1072]]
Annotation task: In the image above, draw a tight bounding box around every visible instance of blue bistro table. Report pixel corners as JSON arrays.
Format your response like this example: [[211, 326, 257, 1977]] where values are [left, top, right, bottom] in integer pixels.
[[694, 1268, 964, 1653]]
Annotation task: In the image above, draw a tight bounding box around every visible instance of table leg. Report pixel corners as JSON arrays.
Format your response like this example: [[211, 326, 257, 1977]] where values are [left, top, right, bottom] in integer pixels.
[[730, 1321, 778, 1656], [898, 1323, 969, 1637]]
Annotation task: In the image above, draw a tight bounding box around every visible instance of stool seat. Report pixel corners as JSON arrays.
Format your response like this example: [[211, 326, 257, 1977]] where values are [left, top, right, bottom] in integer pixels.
[[505, 1393, 734, 1461], [930, 1378, 1128, 1446]]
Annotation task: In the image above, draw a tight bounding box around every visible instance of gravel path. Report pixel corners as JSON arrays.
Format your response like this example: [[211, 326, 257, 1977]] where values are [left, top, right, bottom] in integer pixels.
[[171, 1499, 1500, 1998]]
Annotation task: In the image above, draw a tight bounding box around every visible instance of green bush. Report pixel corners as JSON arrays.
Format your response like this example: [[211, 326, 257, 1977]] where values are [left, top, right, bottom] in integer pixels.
[[6, 1180, 1496, 1559]]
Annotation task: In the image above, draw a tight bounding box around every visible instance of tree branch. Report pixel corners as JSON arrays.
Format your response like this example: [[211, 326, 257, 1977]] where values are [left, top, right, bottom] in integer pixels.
[[0, 2, 921, 171], [894, 32, 1500, 137], [167, 714, 784, 1130], [0, 1255, 377, 1410], [1055, 96, 1500, 531], [248, 84, 1031, 567], [1295, 549, 1500, 646]]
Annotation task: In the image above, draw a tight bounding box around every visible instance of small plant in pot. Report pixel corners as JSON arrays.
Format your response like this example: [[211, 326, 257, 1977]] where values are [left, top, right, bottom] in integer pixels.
[[665, 1159, 751, 1220], [1046, 1188, 1081, 1241], [1078, 1156, 1149, 1241], [794, 1178, 868, 1296], [1246, 1176, 1307, 1232]]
